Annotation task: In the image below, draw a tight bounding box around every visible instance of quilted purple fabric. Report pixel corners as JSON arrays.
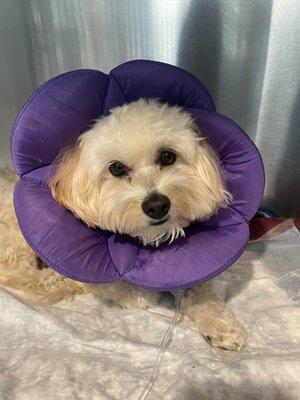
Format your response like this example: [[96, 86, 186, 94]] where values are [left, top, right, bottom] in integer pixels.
[[11, 60, 264, 291]]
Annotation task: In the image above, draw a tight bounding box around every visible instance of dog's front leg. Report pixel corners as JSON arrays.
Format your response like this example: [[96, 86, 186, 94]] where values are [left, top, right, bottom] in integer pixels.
[[85, 280, 161, 310], [182, 283, 247, 351]]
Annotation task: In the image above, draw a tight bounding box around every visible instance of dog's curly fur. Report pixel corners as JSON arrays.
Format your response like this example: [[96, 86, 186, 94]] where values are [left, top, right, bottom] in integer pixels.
[[0, 100, 247, 350]]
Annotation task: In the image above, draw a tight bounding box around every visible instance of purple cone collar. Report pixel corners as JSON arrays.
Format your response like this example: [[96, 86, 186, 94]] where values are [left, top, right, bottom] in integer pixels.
[[11, 60, 264, 291]]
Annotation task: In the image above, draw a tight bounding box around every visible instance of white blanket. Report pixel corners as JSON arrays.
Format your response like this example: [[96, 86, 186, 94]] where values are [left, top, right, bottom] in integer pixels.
[[1, 221, 300, 400]]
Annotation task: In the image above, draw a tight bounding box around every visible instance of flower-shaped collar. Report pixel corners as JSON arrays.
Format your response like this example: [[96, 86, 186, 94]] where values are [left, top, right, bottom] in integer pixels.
[[11, 60, 264, 291]]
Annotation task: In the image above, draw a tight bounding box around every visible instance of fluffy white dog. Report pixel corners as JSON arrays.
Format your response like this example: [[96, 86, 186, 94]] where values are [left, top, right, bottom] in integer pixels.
[[0, 100, 247, 350]]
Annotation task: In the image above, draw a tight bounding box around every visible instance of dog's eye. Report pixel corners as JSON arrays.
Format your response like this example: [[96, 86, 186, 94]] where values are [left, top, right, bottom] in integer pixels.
[[109, 161, 126, 177], [160, 150, 177, 166]]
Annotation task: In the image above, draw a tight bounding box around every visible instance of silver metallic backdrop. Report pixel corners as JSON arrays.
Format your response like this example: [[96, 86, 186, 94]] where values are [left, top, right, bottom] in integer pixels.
[[1, 0, 299, 215]]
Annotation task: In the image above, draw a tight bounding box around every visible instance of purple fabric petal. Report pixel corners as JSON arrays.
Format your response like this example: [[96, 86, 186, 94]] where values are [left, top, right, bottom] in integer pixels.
[[122, 222, 249, 291], [11, 69, 108, 176], [14, 168, 118, 283], [103, 59, 215, 114]]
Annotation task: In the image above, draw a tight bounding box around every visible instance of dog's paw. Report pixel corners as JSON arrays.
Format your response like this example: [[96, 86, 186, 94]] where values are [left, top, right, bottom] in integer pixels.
[[203, 321, 247, 351]]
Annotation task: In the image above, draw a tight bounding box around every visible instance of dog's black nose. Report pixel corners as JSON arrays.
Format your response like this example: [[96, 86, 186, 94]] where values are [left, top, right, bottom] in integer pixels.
[[142, 193, 171, 220]]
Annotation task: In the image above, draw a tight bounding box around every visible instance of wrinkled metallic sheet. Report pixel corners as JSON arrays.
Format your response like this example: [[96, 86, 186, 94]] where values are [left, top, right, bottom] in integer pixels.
[[0, 0, 299, 215]]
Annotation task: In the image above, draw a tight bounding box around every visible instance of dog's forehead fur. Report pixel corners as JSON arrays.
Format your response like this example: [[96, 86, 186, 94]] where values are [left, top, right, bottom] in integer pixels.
[[79, 100, 199, 174]]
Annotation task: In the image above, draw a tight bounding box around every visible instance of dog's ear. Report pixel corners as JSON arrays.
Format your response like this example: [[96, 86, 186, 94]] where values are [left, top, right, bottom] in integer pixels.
[[193, 135, 232, 208], [49, 144, 98, 227], [50, 143, 81, 208]]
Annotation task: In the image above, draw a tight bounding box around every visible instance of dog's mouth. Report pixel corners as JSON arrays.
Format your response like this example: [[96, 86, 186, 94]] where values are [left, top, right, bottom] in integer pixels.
[[150, 218, 169, 226]]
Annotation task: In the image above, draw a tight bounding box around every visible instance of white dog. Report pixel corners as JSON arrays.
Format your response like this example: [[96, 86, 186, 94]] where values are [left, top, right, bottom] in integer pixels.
[[0, 99, 247, 350]]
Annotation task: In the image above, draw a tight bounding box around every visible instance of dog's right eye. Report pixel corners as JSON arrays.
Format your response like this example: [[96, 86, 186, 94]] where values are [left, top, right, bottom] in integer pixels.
[[159, 150, 177, 166], [109, 161, 126, 177]]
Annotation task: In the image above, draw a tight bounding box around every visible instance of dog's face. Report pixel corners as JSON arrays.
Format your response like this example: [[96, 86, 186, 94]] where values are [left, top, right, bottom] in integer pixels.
[[50, 100, 230, 246]]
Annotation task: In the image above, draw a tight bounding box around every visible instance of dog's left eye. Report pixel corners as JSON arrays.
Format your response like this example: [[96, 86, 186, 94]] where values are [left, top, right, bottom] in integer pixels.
[[160, 150, 177, 166], [109, 161, 126, 177]]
